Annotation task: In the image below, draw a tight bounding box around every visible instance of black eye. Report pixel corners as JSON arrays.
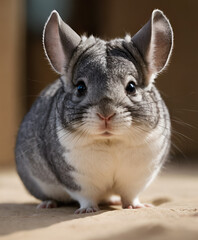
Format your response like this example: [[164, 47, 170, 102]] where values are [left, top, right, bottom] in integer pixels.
[[76, 81, 87, 96], [126, 81, 136, 94]]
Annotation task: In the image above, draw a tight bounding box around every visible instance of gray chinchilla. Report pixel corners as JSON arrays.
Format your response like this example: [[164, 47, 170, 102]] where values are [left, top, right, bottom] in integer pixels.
[[15, 9, 173, 213]]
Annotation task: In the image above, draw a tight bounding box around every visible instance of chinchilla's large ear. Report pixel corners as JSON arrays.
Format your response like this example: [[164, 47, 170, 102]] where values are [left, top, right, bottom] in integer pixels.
[[43, 10, 81, 74], [132, 9, 173, 83]]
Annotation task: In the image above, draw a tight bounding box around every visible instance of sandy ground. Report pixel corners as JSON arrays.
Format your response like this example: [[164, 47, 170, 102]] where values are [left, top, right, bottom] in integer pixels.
[[0, 162, 198, 240]]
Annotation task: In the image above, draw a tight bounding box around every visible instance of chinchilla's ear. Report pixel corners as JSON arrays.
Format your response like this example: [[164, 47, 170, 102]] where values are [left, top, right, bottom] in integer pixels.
[[43, 10, 81, 74], [132, 9, 173, 83]]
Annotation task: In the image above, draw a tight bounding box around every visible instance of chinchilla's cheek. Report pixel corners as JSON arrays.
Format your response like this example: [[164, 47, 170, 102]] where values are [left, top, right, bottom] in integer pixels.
[[129, 93, 142, 102]]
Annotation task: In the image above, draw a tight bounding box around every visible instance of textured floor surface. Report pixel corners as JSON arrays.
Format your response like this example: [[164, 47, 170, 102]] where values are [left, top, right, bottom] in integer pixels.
[[0, 162, 198, 240]]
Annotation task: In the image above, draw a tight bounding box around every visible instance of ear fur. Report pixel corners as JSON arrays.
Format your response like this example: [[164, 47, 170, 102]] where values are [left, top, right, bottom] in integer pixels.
[[132, 9, 173, 83], [43, 10, 81, 74]]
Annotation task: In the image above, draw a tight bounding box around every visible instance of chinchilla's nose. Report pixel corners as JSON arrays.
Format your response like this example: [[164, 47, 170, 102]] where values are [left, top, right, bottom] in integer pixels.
[[97, 112, 116, 121], [97, 97, 116, 121]]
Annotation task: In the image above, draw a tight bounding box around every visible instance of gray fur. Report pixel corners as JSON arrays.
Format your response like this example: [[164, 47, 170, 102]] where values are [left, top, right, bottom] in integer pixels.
[[15, 9, 173, 205], [15, 80, 80, 200]]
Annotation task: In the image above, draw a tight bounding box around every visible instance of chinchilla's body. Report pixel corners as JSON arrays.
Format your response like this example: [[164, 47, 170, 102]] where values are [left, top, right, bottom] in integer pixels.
[[15, 9, 173, 213]]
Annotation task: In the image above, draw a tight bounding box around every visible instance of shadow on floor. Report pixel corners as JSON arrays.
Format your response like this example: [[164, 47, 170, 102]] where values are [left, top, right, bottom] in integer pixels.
[[0, 202, 115, 236]]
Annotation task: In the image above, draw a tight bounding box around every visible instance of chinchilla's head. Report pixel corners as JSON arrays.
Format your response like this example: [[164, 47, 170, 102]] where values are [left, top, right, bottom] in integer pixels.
[[43, 10, 173, 141]]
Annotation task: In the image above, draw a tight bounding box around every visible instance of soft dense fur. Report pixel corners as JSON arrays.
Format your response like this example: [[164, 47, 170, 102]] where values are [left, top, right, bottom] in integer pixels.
[[15, 9, 173, 213]]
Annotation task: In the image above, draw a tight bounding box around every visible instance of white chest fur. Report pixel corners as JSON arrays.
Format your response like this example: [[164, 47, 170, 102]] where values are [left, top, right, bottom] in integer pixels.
[[58, 126, 168, 206]]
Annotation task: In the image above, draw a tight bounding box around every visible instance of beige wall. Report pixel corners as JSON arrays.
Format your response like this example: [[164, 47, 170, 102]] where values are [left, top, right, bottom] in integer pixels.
[[0, 0, 25, 166]]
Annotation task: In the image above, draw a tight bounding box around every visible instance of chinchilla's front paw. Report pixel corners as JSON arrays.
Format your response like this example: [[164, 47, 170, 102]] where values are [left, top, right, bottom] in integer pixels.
[[74, 206, 100, 214], [36, 200, 58, 209], [122, 197, 153, 209]]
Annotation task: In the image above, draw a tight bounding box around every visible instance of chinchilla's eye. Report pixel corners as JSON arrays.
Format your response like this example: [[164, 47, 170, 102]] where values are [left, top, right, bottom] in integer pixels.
[[76, 81, 87, 96], [126, 81, 136, 94]]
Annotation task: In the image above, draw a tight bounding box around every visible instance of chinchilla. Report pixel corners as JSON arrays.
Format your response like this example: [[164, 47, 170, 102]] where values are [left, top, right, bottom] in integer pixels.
[[15, 9, 173, 213]]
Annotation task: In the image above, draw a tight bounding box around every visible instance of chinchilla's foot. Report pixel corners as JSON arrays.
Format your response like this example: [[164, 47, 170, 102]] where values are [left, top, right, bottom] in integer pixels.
[[37, 200, 58, 209], [122, 197, 153, 209], [124, 203, 153, 209], [74, 206, 100, 214]]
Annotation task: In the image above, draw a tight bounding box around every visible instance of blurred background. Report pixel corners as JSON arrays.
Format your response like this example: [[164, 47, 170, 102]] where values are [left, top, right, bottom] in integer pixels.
[[0, 0, 198, 167]]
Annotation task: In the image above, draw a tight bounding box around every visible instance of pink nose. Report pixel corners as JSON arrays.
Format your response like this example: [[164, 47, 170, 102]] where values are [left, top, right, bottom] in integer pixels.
[[97, 113, 116, 121]]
